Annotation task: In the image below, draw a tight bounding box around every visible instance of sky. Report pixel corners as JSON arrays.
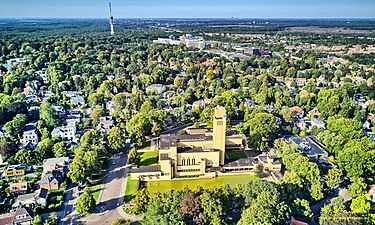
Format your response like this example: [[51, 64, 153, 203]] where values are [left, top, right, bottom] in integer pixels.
[[1, 0, 375, 19]]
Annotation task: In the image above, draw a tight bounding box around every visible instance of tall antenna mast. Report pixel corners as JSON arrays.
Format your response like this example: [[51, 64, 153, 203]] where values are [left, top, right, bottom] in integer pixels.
[[109, 2, 114, 35]]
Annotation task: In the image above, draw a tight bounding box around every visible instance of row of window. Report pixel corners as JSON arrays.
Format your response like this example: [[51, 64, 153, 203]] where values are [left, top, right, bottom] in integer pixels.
[[181, 158, 196, 166]]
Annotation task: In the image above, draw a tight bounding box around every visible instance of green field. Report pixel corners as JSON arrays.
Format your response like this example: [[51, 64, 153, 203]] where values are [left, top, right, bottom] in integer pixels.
[[139, 151, 158, 166], [124, 174, 139, 203], [144, 174, 259, 194], [226, 150, 247, 160]]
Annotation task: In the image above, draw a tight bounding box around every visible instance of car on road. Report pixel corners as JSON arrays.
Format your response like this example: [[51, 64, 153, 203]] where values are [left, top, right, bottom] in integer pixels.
[[110, 162, 116, 165]]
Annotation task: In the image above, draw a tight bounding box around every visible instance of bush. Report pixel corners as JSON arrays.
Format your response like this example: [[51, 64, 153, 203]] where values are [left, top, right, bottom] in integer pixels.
[[57, 196, 63, 201], [48, 204, 56, 210], [50, 196, 58, 202]]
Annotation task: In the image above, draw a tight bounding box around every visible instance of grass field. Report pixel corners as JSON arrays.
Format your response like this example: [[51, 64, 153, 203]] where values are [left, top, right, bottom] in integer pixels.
[[139, 151, 158, 166], [91, 183, 103, 202], [144, 174, 259, 194], [124, 174, 139, 203], [226, 150, 247, 160]]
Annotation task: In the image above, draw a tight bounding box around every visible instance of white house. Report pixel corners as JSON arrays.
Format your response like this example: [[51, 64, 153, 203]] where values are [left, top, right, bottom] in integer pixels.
[[96, 116, 114, 136], [51, 125, 77, 140], [20, 129, 39, 147], [146, 84, 164, 95]]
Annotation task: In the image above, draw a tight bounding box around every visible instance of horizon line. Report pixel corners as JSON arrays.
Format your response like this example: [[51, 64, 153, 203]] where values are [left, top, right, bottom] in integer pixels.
[[1, 17, 375, 20]]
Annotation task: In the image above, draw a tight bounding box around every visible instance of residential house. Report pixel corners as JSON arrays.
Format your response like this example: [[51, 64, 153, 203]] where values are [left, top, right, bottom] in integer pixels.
[[42, 157, 69, 174], [70, 95, 85, 105], [53, 106, 66, 119], [20, 128, 39, 147], [163, 91, 175, 99], [96, 116, 114, 136], [106, 101, 116, 115], [38, 170, 64, 190], [10, 182, 28, 195], [192, 100, 206, 110], [6, 58, 27, 66], [0, 207, 33, 225], [290, 217, 308, 225], [146, 84, 164, 95], [294, 118, 306, 130], [13, 188, 48, 208], [36, 69, 48, 83], [51, 125, 77, 140], [290, 106, 304, 117], [310, 118, 326, 129], [2, 164, 26, 178], [308, 108, 320, 118]]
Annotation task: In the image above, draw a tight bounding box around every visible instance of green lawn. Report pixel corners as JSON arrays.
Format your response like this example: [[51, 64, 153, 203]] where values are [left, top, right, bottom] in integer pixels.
[[91, 183, 102, 202], [226, 150, 247, 160], [144, 174, 260, 194], [124, 174, 139, 203], [139, 151, 158, 166]]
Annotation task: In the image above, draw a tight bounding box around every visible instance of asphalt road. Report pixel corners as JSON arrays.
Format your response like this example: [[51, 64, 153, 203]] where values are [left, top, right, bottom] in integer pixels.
[[60, 185, 78, 225], [81, 149, 132, 225]]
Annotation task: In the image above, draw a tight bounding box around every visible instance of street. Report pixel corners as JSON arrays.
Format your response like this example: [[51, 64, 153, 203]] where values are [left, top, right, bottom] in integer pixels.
[[59, 140, 135, 225]]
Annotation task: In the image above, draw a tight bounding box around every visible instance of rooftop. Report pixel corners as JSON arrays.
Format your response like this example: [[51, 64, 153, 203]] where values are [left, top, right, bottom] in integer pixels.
[[131, 165, 161, 173]]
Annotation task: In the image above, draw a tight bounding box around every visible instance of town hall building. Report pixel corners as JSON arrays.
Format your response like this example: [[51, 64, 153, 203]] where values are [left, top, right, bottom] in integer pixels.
[[131, 106, 282, 181]]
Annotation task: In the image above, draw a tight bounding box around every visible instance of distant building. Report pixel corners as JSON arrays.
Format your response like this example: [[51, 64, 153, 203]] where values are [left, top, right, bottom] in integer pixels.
[[20, 129, 39, 147], [51, 125, 77, 140], [310, 118, 326, 129], [2, 164, 26, 178], [13, 188, 48, 207], [130, 107, 282, 181], [288, 136, 329, 159], [6, 58, 27, 66], [96, 116, 114, 136], [10, 182, 28, 195], [146, 84, 164, 95], [39, 170, 64, 190], [0, 207, 33, 225]]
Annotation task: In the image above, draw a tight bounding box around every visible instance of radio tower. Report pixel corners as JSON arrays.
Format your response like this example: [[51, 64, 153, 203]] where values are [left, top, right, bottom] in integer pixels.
[[109, 2, 114, 35]]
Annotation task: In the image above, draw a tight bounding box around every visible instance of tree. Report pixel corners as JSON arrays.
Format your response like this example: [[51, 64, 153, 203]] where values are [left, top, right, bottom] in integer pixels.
[[292, 198, 313, 218], [4, 113, 27, 141], [238, 191, 289, 225], [348, 177, 367, 198], [39, 101, 59, 129], [350, 194, 371, 215], [325, 167, 343, 188], [107, 126, 125, 152], [76, 188, 96, 215], [246, 112, 278, 150], [110, 218, 132, 225], [200, 192, 224, 225], [133, 188, 150, 214], [320, 196, 362, 225], [32, 214, 43, 225], [179, 191, 204, 225], [35, 138, 54, 162], [53, 141, 67, 157], [151, 122, 162, 137], [128, 148, 140, 165]]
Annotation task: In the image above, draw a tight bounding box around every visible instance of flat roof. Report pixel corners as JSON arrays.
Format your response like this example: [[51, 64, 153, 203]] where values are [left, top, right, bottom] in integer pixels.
[[288, 135, 328, 158], [223, 158, 258, 168], [131, 165, 161, 173]]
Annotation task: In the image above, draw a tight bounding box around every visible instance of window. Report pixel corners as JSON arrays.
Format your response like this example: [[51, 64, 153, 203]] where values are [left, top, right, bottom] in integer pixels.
[[182, 158, 185, 166], [192, 158, 195, 165]]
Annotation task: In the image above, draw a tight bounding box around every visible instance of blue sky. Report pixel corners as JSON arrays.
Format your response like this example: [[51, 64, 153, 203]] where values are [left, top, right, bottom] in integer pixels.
[[1, 0, 375, 18]]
